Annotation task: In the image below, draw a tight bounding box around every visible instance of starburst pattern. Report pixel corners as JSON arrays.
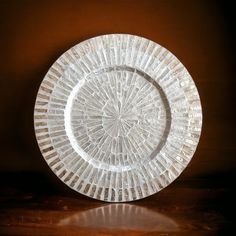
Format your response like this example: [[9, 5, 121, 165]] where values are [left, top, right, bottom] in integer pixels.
[[69, 67, 170, 172], [34, 34, 202, 202]]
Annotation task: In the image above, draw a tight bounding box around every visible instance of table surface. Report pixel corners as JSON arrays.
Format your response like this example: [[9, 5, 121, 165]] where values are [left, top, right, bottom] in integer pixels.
[[0, 172, 232, 236]]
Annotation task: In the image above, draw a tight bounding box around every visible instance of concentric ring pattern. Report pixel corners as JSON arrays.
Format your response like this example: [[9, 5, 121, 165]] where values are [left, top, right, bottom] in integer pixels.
[[34, 34, 202, 202]]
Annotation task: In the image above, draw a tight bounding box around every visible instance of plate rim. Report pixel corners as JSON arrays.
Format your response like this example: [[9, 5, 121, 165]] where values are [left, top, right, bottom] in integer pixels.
[[34, 33, 203, 202]]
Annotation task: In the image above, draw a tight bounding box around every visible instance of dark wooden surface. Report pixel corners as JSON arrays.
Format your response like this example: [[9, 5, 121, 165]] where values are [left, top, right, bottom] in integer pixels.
[[0, 0, 235, 235], [0, 172, 233, 235]]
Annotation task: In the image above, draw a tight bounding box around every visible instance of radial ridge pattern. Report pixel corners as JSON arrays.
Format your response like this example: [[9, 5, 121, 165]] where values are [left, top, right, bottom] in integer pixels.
[[34, 34, 202, 202]]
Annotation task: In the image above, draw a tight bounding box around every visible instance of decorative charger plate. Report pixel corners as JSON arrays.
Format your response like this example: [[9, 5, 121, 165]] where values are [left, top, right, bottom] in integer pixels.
[[34, 34, 202, 202]]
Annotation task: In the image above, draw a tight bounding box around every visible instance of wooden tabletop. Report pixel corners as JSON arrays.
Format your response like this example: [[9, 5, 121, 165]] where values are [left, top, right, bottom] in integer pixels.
[[0, 172, 232, 235]]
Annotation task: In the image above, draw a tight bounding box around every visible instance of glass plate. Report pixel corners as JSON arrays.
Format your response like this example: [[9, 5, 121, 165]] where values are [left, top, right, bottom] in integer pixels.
[[34, 34, 202, 202]]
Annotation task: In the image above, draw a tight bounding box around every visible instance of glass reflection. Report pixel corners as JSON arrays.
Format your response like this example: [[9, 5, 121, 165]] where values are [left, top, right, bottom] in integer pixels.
[[58, 204, 179, 232]]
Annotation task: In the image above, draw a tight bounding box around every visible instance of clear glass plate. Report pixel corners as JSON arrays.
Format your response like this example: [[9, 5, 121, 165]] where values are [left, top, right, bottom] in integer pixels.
[[34, 34, 202, 202]]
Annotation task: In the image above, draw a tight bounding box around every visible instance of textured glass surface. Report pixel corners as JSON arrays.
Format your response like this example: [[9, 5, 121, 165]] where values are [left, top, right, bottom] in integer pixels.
[[34, 34, 202, 202]]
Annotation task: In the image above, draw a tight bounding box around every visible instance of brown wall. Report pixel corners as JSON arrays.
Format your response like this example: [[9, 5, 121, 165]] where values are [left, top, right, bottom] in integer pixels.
[[0, 0, 235, 179]]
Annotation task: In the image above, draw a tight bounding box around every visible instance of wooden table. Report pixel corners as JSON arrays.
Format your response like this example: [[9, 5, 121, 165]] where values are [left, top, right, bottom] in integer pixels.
[[0, 172, 232, 235]]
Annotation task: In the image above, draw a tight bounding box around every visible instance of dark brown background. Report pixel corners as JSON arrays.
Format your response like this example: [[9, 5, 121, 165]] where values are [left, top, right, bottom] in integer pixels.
[[0, 0, 235, 234], [0, 0, 235, 177]]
